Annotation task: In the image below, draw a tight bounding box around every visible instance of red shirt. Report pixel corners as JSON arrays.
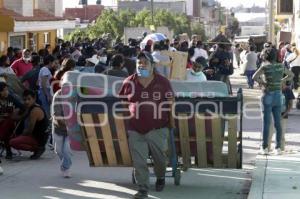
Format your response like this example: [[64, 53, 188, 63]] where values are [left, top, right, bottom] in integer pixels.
[[11, 58, 33, 77], [119, 73, 174, 134]]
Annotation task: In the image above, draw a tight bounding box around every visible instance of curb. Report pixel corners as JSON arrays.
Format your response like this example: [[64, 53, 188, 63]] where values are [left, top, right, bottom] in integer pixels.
[[248, 155, 267, 199]]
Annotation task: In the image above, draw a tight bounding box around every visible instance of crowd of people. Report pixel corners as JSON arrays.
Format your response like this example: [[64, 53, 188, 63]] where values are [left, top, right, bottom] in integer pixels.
[[0, 32, 299, 198]]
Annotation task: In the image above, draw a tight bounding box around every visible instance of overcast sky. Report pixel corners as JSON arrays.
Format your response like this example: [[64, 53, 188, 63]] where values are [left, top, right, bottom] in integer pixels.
[[63, 0, 267, 9]]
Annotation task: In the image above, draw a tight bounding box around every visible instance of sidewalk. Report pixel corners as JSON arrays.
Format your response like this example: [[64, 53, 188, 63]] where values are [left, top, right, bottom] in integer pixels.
[[248, 152, 300, 199], [0, 150, 250, 199]]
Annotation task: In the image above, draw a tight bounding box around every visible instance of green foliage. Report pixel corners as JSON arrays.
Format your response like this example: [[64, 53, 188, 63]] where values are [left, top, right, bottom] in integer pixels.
[[191, 22, 207, 41], [66, 9, 205, 41]]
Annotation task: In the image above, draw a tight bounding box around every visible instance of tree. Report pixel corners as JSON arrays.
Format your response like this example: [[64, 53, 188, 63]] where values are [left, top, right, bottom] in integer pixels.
[[66, 9, 206, 41], [191, 22, 207, 41]]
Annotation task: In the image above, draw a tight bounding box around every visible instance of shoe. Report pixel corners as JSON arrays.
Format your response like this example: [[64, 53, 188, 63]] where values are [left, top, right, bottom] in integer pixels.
[[274, 148, 282, 155], [133, 190, 148, 199], [258, 148, 269, 155], [30, 148, 45, 160], [62, 169, 71, 178], [155, 178, 165, 192], [0, 166, 3, 175], [5, 151, 12, 160]]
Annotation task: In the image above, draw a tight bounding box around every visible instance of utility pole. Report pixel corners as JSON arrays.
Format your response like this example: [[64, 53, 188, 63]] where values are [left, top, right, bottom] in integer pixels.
[[268, 0, 275, 43], [151, 0, 154, 24]]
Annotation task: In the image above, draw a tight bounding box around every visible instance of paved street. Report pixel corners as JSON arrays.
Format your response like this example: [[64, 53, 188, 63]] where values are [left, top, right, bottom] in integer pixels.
[[1, 69, 300, 199]]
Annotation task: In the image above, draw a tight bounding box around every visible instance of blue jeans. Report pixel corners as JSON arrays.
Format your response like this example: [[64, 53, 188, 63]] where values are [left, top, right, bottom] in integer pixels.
[[261, 90, 282, 149], [38, 88, 50, 118], [53, 133, 72, 171], [245, 70, 256, 88]]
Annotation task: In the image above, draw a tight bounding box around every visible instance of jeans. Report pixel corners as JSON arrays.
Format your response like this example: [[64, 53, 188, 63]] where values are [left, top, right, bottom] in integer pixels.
[[53, 133, 72, 171], [245, 70, 256, 88], [261, 90, 282, 149], [38, 88, 50, 118]]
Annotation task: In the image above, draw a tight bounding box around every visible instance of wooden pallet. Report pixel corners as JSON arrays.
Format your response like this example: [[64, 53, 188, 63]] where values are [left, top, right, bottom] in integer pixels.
[[80, 113, 241, 168], [174, 113, 241, 168], [81, 113, 132, 167]]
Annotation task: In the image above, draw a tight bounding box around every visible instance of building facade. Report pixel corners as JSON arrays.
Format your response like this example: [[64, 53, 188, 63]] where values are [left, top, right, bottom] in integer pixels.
[[0, 0, 75, 55], [117, 0, 186, 14]]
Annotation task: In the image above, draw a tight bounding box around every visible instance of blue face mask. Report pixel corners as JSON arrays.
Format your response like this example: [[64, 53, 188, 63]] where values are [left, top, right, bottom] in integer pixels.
[[137, 67, 150, 78]]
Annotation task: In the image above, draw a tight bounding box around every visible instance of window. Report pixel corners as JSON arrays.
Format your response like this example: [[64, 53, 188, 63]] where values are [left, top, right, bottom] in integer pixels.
[[278, 0, 293, 14], [9, 35, 25, 49]]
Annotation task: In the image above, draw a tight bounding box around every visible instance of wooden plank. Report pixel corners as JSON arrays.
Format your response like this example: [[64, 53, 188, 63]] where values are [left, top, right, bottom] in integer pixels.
[[114, 114, 132, 165], [195, 114, 207, 167], [227, 115, 238, 168], [98, 114, 118, 166], [178, 114, 191, 169], [211, 115, 223, 168], [161, 51, 188, 80], [82, 114, 103, 166]]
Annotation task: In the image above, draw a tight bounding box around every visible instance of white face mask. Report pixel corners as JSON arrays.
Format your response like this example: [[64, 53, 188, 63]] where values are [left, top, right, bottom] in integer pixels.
[[99, 56, 107, 63], [23, 57, 31, 62]]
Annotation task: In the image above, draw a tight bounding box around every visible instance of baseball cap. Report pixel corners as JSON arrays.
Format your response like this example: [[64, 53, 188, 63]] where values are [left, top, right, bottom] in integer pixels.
[[137, 52, 156, 64]]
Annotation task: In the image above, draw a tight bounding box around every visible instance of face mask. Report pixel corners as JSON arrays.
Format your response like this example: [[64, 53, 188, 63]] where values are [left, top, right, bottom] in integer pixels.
[[23, 57, 31, 62], [191, 69, 202, 76], [100, 56, 107, 63], [137, 66, 150, 78]]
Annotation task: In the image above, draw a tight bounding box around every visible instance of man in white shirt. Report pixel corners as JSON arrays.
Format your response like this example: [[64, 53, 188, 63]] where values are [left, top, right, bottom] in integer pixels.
[[192, 41, 208, 62]]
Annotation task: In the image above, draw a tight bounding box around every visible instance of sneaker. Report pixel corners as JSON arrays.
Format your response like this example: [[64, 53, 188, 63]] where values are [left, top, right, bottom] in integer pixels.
[[0, 166, 3, 175], [62, 169, 71, 178], [133, 190, 148, 199], [274, 148, 282, 155], [155, 178, 165, 192], [258, 148, 269, 155], [30, 148, 45, 160]]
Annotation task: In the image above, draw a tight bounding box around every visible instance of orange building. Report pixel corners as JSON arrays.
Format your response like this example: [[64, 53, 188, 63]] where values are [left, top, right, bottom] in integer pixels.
[[0, 0, 75, 55]]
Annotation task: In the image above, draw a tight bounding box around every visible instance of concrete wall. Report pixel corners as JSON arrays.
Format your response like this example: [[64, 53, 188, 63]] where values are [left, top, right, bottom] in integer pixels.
[[35, 0, 63, 17], [294, 0, 300, 47], [37, 0, 55, 14], [4, 0, 33, 16], [118, 1, 186, 14], [4, 0, 23, 15], [186, 0, 202, 17], [22, 0, 33, 16]]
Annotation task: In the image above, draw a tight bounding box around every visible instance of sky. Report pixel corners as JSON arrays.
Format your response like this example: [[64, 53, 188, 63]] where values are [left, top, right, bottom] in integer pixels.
[[63, 0, 268, 9]]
